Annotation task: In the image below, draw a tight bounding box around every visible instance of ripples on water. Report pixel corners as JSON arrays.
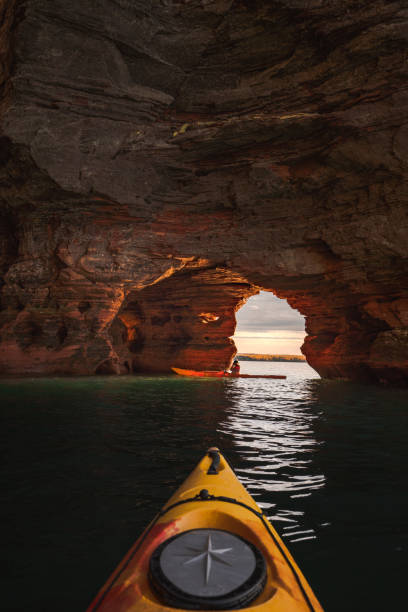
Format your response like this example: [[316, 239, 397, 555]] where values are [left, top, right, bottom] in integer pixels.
[[1, 361, 407, 611], [221, 369, 325, 546]]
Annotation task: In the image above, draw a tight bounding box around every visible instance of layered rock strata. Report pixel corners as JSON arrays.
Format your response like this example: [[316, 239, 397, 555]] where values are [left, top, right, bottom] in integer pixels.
[[1, 0, 407, 384]]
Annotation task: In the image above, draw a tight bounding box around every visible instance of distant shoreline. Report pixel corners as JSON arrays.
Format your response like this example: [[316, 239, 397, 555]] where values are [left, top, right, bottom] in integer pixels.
[[237, 353, 306, 362]]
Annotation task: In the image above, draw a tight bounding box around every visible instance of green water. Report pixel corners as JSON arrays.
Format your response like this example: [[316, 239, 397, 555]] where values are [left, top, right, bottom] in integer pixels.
[[1, 362, 407, 611]]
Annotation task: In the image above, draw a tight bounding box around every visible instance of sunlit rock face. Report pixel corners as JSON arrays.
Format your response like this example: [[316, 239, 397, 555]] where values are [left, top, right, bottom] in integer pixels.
[[1, 0, 407, 383]]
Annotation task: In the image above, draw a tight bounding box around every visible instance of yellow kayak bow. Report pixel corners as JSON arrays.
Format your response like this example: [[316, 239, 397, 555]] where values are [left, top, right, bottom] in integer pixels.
[[88, 449, 323, 611]]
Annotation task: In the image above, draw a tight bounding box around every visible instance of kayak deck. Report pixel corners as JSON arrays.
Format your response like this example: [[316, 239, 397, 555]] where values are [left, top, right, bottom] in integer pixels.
[[172, 367, 286, 380], [88, 449, 323, 611]]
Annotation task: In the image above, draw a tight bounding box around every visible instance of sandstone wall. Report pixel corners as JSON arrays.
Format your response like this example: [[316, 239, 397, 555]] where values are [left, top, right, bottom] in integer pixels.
[[1, 0, 407, 383]]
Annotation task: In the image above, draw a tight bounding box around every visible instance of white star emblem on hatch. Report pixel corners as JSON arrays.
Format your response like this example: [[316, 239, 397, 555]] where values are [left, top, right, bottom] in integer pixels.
[[178, 533, 233, 585]]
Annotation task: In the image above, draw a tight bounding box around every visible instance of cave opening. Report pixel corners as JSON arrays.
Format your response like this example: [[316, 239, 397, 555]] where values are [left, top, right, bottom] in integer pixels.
[[233, 291, 306, 358], [104, 270, 313, 376]]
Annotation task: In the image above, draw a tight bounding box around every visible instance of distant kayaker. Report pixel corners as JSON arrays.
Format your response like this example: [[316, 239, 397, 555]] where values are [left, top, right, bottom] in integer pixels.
[[231, 359, 240, 376]]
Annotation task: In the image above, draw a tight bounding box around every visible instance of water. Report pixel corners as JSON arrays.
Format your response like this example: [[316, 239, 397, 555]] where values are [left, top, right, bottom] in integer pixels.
[[1, 362, 407, 611]]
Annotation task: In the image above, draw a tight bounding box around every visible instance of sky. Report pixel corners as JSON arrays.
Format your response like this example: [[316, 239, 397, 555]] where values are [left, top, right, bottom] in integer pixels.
[[232, 291, 306, 355]]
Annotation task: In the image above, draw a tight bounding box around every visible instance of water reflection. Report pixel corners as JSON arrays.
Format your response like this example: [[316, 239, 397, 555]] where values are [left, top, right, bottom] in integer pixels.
[[219, 377, 326, 544]]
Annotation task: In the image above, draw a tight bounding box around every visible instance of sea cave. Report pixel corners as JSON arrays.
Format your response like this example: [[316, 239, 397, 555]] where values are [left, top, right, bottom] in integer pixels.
[[0, 0, 407, 384]]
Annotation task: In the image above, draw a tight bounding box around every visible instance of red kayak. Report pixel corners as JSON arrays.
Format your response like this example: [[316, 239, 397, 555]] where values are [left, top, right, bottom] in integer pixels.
[[172, 368, 286, 379]]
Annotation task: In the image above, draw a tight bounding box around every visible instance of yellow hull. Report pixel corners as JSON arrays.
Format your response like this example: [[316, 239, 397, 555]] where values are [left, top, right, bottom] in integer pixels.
[[88, 449, 323, 611]]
